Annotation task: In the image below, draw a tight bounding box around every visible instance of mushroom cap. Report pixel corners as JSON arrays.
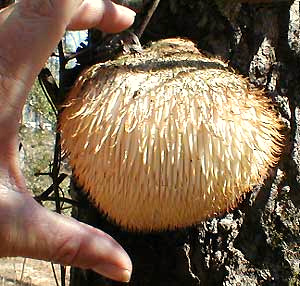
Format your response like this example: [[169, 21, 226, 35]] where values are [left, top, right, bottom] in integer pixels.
[[59, 38, 283, 231]]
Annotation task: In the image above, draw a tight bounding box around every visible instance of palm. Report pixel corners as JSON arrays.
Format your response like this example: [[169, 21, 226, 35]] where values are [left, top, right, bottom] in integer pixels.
[[0, 0, 135, 282]]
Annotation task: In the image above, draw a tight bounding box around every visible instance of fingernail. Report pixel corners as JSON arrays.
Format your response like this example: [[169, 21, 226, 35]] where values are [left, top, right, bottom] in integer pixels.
[[92, 263, 132, 283], [120, 5, 136, 18]]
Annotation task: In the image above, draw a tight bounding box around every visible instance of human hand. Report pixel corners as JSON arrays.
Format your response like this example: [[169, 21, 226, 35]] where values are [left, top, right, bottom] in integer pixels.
[[0, 0, 135, 282]]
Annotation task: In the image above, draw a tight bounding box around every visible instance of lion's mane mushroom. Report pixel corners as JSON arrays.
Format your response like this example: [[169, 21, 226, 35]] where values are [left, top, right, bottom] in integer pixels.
[[59, 38, 283, 231]]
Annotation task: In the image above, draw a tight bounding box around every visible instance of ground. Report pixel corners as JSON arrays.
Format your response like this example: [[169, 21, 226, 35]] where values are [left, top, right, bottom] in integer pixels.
[[0, 257, 70, 286]]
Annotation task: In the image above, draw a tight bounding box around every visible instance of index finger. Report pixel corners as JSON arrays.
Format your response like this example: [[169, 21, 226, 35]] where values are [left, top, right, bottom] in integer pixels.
[[0, 0, 135, 122]]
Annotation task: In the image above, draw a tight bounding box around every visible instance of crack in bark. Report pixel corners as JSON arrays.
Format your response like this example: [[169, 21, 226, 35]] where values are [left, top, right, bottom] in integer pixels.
[[183, 243, 201, 285]]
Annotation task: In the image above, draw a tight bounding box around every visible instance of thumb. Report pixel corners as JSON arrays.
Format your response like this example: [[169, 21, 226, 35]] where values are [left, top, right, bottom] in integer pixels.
[[0, 189, 132, 282]]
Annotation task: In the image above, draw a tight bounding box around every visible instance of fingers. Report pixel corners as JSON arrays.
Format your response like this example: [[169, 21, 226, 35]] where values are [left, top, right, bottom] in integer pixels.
[[0, 0, 135, 128], [0, 190, 132, 282], [0, 2, 135, 281], [67, 0, 136, 32], [0, 0, 135, 78]]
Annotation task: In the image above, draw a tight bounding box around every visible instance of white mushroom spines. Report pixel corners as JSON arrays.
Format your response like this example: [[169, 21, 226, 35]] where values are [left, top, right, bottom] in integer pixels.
[[59, 38, 283, 231]]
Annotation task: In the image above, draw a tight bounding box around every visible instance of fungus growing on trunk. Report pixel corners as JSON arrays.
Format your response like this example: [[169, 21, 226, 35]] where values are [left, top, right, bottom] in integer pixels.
[[59, 38, 283, 231]]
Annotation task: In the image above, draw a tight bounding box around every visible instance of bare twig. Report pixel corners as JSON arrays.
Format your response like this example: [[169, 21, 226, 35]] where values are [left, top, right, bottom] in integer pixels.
[[46, 41, 67, 283], [34, 174, 68, 202], [58, 40, 66, 76], [36, 197, 80, 207], [19, 258, 26, 283], [51, 263, 60, 286], [52, 132, 67, 286], [52, 133, 62, 214], [38, 68, 59, 114], [62, 0, 160, 69], [35, 39, 69, 286], [135, 0, 161, 38]]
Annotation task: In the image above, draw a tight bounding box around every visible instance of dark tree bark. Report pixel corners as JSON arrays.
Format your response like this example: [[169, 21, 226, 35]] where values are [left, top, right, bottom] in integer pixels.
[[70, 1, 300, 285], [0, 0, 14, 9]]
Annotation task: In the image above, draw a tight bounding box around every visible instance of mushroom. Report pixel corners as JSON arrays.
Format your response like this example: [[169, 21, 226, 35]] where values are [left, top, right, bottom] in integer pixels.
[[59, 38, 283, 231]]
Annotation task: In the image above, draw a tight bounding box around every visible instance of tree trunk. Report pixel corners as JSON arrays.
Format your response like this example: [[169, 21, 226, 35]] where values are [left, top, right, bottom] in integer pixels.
[[70, 1, 300, 285]]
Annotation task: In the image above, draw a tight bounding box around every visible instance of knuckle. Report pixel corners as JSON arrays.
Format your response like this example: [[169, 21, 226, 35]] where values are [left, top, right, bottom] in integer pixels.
[[0, 75, 17, 113], [18, 0, 57, 19], [53, 236, 82, 266], [16, 0, 74, 29], [0, 71, 25, 123]]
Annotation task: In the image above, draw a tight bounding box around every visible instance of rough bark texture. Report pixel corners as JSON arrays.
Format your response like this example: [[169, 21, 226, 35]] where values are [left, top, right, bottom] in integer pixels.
[[69, 1, 300, 285]]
